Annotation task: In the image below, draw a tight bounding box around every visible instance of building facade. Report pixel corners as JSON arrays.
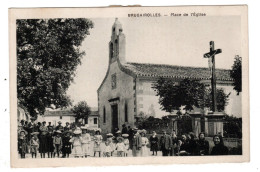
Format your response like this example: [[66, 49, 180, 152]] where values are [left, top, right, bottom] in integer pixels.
[[40, 109, 99, 128], [97, 19, 242, 134]]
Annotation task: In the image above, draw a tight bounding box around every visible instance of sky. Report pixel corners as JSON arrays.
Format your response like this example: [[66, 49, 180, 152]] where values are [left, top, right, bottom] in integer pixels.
[[66, 16, 241, 108]]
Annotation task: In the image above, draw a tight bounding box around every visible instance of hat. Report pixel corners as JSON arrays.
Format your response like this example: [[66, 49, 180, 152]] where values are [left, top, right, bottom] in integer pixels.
[[55, 130, 62, 134], [116, 130, 121, 134], [58, 121, 62, 124], [122, 134, 129, 137], [19, 130, 27, 135], [31, 132, 39, 135], [74, 130, 81, 135], [117, 137, 124, 142], [30, 117, 36, 121], [133, 127, 138, 130], [63, 130, 72, 135], [81, 126, 88, 130], [106, 133, 113, 137], [42, 121, 46, 124], [141, 129, 147, 134]]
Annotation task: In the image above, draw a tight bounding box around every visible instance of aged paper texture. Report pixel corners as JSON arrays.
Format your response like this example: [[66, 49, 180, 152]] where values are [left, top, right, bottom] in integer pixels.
[[9, 6, 249, 167]]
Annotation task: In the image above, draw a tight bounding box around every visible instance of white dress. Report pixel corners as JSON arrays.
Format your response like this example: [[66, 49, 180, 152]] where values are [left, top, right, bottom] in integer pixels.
[[81, 133, 91, 156], [123, 139, 129, 154], [141, 137, 149, 157], [94, 135, 103, 152], [70, 137, 83, 157]]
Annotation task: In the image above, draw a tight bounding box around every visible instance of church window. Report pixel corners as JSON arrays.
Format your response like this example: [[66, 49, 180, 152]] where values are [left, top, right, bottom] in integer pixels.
[[114, 39, 118, 56], [94, 118, 98, 124], [111, 74, 117, 89], [110, 43, 113, 59], [103, 106, 106, 123], [125, 103, 128, 122]]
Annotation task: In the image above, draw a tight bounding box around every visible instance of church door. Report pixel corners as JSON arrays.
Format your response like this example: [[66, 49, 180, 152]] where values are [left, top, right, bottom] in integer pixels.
[[111, 104, 118, 133]]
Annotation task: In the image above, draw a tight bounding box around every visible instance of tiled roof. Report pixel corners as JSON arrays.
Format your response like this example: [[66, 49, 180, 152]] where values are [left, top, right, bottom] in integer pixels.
[[44, 109, 99, 117], [122, 62, 232, 81]]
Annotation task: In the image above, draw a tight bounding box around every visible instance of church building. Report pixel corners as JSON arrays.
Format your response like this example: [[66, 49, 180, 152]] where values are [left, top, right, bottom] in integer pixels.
[[97, 18, 241, 134]]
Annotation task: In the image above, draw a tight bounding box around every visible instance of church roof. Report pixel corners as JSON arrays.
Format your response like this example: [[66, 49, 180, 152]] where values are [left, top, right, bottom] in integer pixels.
[[122, 62, 232, 81]]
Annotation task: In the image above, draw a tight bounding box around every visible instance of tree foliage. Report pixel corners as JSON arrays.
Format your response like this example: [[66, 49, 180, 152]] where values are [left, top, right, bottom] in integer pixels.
[[152, 78, 230, 113], [71, 101, 91, 121], [230, 55, 242, 95], [17, 19, 94, 117]]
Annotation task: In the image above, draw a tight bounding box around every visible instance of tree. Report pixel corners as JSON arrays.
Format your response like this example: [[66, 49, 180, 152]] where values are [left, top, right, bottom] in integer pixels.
[[230, 55, 242, 95], [17, 19, 94, 118], [152, 78, 230, 113], [71, 101, 91, 122]]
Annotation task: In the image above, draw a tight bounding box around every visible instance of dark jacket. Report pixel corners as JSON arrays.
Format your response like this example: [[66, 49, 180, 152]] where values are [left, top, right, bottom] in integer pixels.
[[197, 139, 209, 155], [211, 144, 229, 155], [160, 134, 172, 150], [132, 133, 142, 150]]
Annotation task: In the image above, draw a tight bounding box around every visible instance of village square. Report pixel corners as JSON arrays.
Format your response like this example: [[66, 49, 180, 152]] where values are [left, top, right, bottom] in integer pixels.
[[17, 17, 242, 159]]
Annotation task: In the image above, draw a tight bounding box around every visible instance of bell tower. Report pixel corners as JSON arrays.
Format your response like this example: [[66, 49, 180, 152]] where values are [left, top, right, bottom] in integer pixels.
[[109, 18, 126, 64]]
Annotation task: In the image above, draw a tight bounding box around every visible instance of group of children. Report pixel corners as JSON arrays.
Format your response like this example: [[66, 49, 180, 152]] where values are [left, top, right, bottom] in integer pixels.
[[103, 132, 130, 157], [18, 124, 132, 158]]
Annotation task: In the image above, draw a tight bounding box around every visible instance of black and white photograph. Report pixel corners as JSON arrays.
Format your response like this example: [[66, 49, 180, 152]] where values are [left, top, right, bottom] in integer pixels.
[[9, 6, 249, 167]]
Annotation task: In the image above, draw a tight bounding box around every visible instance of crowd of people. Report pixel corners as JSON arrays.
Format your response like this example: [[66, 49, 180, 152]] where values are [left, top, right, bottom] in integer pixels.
[[18, 119, 229, 159]]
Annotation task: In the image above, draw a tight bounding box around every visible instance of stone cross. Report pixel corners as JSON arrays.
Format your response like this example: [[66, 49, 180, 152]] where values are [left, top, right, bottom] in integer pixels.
[[204, 41, 222, 112]]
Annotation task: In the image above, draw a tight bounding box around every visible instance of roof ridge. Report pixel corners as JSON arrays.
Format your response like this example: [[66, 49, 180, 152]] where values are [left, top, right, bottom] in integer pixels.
[[126, 62, 231, 71]]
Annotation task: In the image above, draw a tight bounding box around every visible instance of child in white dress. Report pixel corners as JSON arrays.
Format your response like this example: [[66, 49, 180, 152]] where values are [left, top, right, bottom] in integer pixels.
[[115, 137, 125, 157], [70, 128, 83, 158], [103, 141, 112, 157], [93, 130, 103, 157], [81, 126, 91, 158], [106, 133, 115, 156], [122, 134, 129, 157]]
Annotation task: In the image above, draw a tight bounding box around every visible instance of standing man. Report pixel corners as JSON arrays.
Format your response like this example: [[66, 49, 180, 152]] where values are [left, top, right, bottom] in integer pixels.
[[132, 128, 142, 157], [159, 130, 172, 156], [128, 126, 133, 149], [64, 122, 70, 132], [121, 124, 128, 134], [56, 121, 64, 131]]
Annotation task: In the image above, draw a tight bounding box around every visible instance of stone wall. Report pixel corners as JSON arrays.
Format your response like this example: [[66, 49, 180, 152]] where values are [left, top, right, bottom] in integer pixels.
[[98, 60, 135, 133]]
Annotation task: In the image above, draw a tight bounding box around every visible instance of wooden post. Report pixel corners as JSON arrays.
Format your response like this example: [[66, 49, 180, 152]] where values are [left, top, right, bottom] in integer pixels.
[[210, 41, 217, 112], [204, 41, 222, 112]]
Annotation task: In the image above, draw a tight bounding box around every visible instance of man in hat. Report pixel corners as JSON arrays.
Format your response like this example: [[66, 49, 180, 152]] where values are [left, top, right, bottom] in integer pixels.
[[39, 121, 48, 158], [53, 130, 63, 158], [56, 121, 64, 131], [47, 122, 53, 130], [29, 117, 38, 132], [121, 124, 128, 134], [64, 122, 70, 132], [128, 126, 134, 149], [159, 130, 172, 156], [132, 128, 142, 157]]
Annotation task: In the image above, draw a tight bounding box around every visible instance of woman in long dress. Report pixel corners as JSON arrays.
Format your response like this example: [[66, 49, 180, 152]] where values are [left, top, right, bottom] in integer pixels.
[[93, 130, 103, 157], [81, 127, 91, 158], [140, 130, 149, 157], [70, 128, 83, 158]]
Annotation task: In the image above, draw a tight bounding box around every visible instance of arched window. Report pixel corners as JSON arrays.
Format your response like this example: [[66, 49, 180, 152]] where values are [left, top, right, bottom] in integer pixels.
[[125, 103, 128, 122], [114, 39, 118, 56], [103, 106, 106, 123], [110, 43, 113, 59]]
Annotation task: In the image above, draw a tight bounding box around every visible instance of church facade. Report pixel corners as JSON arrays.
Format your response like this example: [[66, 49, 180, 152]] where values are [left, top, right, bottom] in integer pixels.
[[97, 19, 241, 134]]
